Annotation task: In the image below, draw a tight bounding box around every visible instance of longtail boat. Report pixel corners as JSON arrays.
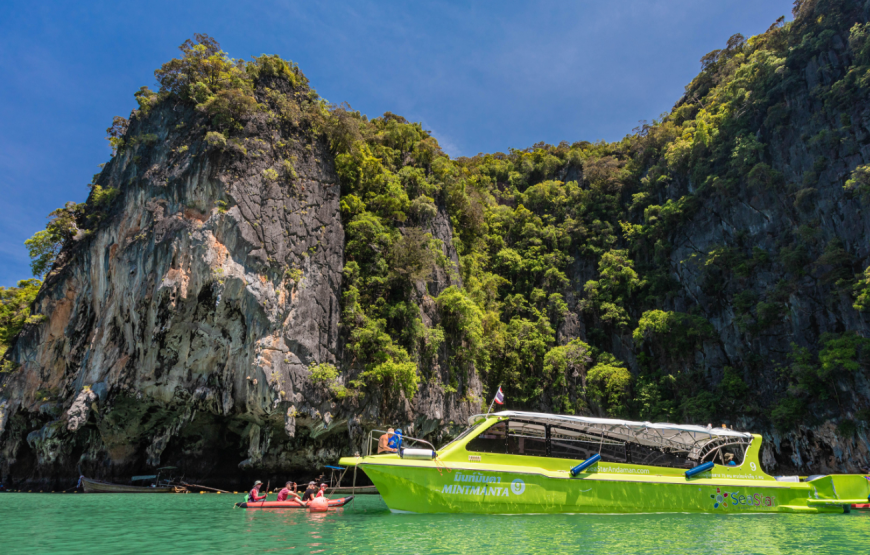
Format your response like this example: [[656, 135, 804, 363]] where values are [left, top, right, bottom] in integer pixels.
[[329, 485, 378, 495], [81, 467, 186, 493], [81, 477, 185, 493], [319, 464, 378, 495], [338, 411, 870, 514]]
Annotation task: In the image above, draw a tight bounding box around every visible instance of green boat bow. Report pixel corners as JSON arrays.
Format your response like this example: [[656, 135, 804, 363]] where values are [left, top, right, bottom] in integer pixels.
[[339, 411, 870, 514]]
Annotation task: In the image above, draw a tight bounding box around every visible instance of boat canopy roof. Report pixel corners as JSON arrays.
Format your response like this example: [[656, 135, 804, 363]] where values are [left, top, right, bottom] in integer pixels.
[[471, 411, 752, 453]]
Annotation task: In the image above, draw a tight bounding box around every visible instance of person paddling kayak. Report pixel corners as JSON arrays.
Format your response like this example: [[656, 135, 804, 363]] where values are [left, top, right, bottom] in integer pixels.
[[248, 480, 268, 503], [277, 481, 305, 504], [302, 481, 318, 501]]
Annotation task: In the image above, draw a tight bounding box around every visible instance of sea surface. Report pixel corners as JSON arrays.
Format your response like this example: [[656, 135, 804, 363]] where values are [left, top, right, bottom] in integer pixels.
[[0, 492, 867, 554]]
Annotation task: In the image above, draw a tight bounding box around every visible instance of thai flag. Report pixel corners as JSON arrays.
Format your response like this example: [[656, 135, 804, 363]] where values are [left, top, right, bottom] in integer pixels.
[[494, 386, 504, 405]]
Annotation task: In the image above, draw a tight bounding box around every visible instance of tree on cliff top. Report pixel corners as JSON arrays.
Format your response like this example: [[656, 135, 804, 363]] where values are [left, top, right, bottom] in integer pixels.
[[24, 203, 82, 278], [154, 33, 251, 100], [0, 279, 41, 360]]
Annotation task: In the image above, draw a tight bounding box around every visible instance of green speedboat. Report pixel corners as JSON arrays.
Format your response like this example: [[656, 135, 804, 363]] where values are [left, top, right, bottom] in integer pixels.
[[339, 411, 870, 514]]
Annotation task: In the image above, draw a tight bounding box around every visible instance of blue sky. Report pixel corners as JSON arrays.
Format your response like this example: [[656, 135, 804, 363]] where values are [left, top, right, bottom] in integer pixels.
[[0, 0, 794, 286]]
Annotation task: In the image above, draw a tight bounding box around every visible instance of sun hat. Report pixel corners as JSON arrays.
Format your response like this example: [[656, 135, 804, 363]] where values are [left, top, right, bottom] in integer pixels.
[[254, 480, 263, 485]]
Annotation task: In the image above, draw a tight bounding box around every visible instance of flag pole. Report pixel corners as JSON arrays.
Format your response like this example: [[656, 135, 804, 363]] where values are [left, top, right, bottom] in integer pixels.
[[486, 385, 501, 416]]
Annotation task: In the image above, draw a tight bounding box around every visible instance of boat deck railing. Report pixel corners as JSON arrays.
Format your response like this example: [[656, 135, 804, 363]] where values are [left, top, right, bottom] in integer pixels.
[[365, 429, 437, 457]]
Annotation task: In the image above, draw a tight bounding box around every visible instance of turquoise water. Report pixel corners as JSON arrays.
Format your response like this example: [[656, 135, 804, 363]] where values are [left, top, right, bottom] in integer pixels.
[[0, 492, 868, 554]]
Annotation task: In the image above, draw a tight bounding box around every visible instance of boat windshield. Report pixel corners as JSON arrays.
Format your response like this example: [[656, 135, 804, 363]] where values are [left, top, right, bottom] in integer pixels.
[[438, 417, 488, 451]]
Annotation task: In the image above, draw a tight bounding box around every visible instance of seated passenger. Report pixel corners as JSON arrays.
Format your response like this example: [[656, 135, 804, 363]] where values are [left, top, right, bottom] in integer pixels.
[[724, 453, 737, 466], [302, 481, 318, 501], [277, 481, 303, 502], [248, 480, 268, 502], [315, 483, 328, 498], [388, 428, 403, 451], [378, 428, 397, 453]]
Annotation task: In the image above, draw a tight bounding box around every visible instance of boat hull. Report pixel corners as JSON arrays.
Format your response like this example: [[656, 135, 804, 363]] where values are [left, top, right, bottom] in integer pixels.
[[356, 463, 861, 514], [237, 496, 354, 509], [81, 477, 183, 493], [329, 485, 378, 495], [340, 413, 870, 515]]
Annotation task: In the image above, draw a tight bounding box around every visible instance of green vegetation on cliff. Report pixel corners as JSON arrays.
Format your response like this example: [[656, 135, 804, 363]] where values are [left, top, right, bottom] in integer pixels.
[[0, 279, 41, 362]]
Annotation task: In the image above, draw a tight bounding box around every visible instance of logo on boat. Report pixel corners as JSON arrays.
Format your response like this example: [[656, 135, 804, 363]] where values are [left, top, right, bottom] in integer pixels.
[[441, 473, 521, 498], [710, 488, 730, 508], [710, 487, 775, 509]]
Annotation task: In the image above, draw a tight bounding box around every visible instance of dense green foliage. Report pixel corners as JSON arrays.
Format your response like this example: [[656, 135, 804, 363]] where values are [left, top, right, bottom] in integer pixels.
[[0, 279, 41, 361], [24, 203, 82, 277]]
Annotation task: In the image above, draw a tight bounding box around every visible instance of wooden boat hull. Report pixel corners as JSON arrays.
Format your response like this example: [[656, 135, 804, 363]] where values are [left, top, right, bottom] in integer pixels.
[[329, 485, 378, 495], [236, 495, 354, 509], [81, 477, 184, 493]]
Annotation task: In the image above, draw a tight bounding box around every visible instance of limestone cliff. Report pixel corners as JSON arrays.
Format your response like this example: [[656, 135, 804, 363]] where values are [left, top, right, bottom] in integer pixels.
[[5, 3, 870, 488], [0, 67, 476, 488]]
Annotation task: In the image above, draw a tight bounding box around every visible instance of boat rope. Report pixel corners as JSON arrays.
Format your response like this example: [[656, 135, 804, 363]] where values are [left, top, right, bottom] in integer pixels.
[[325, 467, 349, 500], [352, 456, 359, 509]]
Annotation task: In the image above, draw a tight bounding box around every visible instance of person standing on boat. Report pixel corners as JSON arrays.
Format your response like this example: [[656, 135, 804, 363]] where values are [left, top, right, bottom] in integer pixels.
[[248, 480, 268, 503], [378, 428, 397, 453], [388, 428, 403, 451], [302, 481, 319, 501], [277, 481, 304, 503]]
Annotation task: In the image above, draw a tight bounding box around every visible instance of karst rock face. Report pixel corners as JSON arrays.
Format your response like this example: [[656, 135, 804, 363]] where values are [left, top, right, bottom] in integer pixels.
[[0, 75, 478, 488], [8, 5, 870, 489]]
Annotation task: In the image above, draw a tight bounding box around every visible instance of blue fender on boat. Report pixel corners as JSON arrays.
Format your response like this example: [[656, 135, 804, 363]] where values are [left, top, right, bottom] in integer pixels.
[[570, 454, 601, 476], [685, 461, 715, 478]]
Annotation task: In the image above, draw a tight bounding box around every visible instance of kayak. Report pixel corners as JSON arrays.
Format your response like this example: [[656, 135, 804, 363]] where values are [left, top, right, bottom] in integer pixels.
[[235, 495, 354, 509]]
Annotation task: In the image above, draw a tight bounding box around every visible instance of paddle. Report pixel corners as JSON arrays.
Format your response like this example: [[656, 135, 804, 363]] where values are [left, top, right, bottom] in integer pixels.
[[260, 481, 270, 507], [181, 482, 231, 494]]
